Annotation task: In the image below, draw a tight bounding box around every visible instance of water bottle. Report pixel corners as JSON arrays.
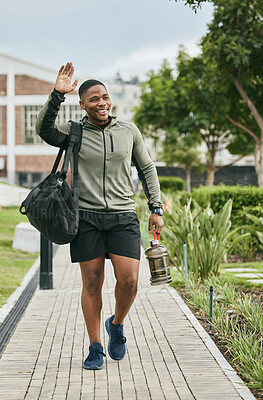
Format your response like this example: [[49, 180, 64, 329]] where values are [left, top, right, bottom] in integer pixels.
[[145, 230, 172, 286]]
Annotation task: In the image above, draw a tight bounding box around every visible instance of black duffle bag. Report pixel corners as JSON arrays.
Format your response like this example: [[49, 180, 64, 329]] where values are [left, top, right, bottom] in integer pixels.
[[20, 121, 82, 244]]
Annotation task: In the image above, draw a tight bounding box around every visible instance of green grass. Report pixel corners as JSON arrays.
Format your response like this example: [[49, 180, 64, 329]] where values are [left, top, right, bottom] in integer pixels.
[[0, 207, 39, 307], [180, 275, 263, 391], [169, 265, 184, 288], [219, 261, 263, 287], [169, 261, 263, 289]]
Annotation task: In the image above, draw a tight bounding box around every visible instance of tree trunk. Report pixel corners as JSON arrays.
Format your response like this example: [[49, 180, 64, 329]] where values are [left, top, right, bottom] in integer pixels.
[[206, 168, 215, 187], [254, 135, 263, 187], [233, 78, 263, 186], [186, 168, 191, 192], [205, 140, 217, 186]]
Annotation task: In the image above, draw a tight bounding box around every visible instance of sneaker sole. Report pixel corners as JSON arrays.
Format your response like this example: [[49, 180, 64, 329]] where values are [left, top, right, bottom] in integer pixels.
[[83, 363, 103, 370], [105, 318, 126, 361]]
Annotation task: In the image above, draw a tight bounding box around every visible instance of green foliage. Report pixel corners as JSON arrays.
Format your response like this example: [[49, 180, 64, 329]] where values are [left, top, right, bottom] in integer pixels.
[[161, 134, 204, 171], [190, 185, 263, 254], [241, 214, 263, 248], [185, 276, 263, 390], [133, 47, 253, 187], [0, 207, 39, 307], [174, 0, 211, 11], [159, 176, 186, 192], [202, 0, 263, 78], [220, 261, 263, 287], [233, 296, 263, 334], [201, 0, 263, 185], [191, 185, 263, 213], [133, 60, 178, 140], [227, 327, 263, 390], [228, 229, 257, 262], [161, 197, 248, 280], [176, 0, 263, 186]]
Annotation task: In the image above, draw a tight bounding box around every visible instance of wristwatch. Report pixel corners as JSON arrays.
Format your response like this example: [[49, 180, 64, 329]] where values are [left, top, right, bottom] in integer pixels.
[[151, 207, 164, 216]]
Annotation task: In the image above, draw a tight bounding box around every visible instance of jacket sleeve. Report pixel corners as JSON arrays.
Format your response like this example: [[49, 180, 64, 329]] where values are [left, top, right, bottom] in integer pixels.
[[131, 123, 163, 211], [35, 89, 71, 149]]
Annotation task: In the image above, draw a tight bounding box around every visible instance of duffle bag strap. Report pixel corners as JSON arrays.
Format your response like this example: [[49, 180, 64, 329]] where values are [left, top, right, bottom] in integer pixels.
[[58, 121, 83, 200], [51, 148, 64, 174], [72, 122, 82, 200]]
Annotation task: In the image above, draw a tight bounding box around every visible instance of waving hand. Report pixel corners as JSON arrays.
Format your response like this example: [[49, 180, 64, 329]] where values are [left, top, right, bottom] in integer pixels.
[[54, 62, 78, 94]]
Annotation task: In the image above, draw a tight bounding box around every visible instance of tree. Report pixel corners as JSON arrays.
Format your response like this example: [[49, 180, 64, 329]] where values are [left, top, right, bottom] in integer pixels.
[[174, 0, 210, 11], [174, 48, 249, 186], [201, 0, 263, 186], [161, 132, 204, 192], [134, 53, 246, 187], [177, 0, 263, 186], [133, 61, 178, 142], [133, 60, 203, 188]]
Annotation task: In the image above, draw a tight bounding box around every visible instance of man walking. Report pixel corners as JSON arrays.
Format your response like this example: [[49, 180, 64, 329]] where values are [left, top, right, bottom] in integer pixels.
[[36, 62, 164, 370]]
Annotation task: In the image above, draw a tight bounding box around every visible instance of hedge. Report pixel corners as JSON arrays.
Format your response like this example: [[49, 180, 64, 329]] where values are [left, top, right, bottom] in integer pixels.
[[191, 185, 263, 213], [159, 176, 186, 192]]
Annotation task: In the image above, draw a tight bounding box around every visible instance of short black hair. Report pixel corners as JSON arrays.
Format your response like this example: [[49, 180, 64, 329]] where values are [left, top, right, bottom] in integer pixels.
[[78, 79, 106, 98]]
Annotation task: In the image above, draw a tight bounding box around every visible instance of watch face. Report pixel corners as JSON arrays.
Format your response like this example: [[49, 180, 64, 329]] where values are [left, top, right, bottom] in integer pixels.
[[153, 208, 163, 215]]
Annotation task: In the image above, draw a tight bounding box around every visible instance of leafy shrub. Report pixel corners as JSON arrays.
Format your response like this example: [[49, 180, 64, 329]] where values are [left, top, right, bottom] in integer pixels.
[[185, 277, 263, 391], [189, 186, 263, 256], [228, 229, 257, 261], [161, 198, 248, 280], [159, 176, 186, 192], [192, 185, 263, 213]]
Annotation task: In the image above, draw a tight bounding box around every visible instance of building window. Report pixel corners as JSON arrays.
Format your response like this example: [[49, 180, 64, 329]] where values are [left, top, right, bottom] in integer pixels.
[[24, 106, 43, 144], [17, 171, 43, 188], [24, 105, 86, 144], [56, 105, 86, 124]]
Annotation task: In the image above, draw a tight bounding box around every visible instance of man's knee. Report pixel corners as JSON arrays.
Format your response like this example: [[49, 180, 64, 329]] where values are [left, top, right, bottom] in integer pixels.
[[82, 270, 103, 296], [117, 274, 138, 294]]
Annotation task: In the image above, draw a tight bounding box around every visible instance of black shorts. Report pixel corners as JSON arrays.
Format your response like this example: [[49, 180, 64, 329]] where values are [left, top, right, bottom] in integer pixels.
[[70, 211, 141, 263]]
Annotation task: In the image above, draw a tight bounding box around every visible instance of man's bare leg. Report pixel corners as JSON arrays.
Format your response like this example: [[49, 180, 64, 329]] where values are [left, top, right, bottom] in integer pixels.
[[79, 254, 105, 345], [109, 253, 140, 325]]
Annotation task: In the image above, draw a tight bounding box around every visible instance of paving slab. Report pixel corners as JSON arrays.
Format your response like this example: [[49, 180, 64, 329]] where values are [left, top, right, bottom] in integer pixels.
[[234, 273, 263, 278], [0, 244, 256, 400], [225, 268, 257, 273], [247, 279, 263, 284]]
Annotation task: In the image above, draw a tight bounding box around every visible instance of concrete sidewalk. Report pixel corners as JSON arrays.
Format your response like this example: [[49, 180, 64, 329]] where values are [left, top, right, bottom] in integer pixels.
[[0, 245, 256, 400]]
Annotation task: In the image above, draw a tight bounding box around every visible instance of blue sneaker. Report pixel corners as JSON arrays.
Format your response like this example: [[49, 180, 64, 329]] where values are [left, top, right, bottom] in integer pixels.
[[83, 342, 106, 370], [105, 315, 126, 360]]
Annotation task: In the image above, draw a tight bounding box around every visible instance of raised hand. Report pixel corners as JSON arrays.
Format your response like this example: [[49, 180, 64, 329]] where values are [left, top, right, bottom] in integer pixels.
[[54, 62, 78, 94]]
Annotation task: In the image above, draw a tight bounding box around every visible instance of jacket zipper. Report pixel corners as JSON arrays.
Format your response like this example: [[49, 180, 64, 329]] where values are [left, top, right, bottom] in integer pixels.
[[109, 132, 114, 152], [102, 130, 108, 210]]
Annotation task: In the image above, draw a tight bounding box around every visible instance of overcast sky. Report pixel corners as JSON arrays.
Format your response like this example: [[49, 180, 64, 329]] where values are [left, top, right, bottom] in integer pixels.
[[1, 0, 213, 82]]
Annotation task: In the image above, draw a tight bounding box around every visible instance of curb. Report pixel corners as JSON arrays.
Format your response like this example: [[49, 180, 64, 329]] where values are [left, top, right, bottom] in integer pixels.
[[167, 286, 257, 400]]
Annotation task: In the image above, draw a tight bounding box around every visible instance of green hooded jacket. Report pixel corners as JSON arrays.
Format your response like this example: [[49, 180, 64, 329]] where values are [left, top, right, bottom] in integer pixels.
[[35, 89, 163, 213]]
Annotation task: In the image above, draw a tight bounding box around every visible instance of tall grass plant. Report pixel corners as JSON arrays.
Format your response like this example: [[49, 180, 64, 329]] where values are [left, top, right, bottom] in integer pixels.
[[161, 197, 249, 280]]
